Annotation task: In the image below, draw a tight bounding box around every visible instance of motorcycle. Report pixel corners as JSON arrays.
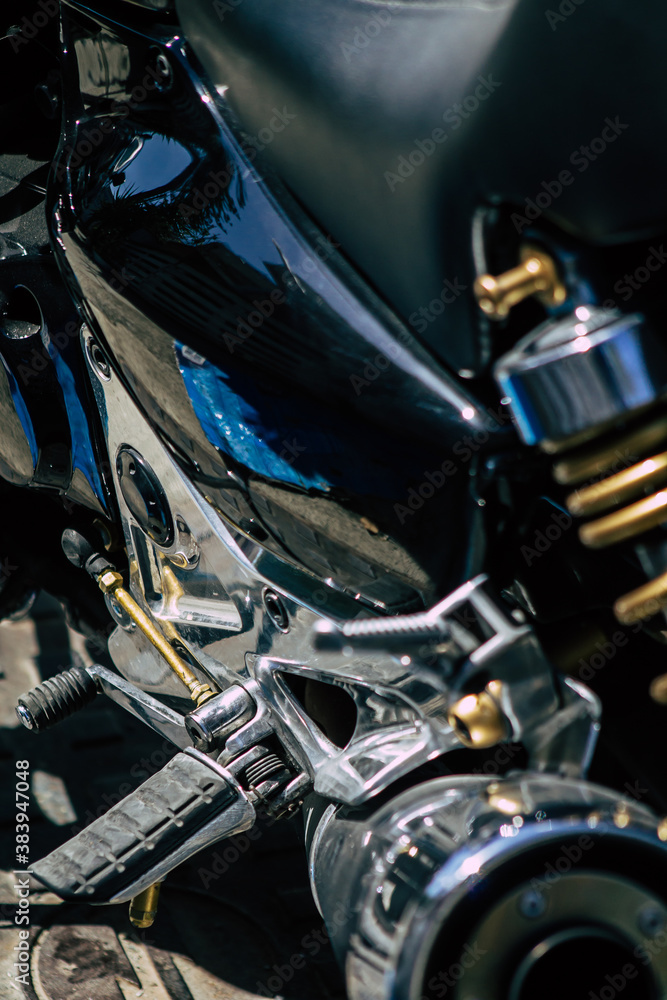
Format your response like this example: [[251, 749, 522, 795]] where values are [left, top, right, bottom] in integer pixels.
[[4, 0, 667, 997]]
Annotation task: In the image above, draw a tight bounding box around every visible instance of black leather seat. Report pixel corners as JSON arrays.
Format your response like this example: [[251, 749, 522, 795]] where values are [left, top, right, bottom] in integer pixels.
[[178, 0, 667, 375]]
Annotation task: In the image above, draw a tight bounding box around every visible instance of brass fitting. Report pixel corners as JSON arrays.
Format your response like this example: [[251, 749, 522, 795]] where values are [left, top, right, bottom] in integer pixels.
[[474, 245, 566, 320], [98, 569, 124, 594], [447, 680, 509, 749], [129, 882, 162, 929]]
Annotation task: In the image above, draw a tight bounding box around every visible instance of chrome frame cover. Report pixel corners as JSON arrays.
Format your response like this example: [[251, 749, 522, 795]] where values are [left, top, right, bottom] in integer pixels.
[[83, 324, 601, 806]]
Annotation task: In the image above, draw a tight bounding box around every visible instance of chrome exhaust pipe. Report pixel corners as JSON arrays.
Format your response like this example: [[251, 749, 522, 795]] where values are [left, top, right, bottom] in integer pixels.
[[307, 774, 667, 1000]]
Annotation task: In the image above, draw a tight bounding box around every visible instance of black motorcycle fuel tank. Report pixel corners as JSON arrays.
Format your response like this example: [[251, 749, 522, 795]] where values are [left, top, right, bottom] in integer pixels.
[[50, 2, 514, 612], [177, 0, 667, 376]]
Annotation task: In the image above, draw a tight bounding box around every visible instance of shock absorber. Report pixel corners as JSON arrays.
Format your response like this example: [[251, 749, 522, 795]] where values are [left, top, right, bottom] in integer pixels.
[[554, 410, 667, 624], [493, 304, 667, 697]]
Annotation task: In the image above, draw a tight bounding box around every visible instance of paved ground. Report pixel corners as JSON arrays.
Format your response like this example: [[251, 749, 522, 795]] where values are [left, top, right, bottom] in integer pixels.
[[0, 595, 346, 1000]]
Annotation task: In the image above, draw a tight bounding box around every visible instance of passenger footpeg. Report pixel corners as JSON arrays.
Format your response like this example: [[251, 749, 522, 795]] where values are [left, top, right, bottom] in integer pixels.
[[32, 748, 255, 904]]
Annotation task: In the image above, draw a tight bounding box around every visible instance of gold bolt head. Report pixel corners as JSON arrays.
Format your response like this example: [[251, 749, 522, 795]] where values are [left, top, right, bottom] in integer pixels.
[[447, 682, 508, 749], [97, 569, 123, 594]]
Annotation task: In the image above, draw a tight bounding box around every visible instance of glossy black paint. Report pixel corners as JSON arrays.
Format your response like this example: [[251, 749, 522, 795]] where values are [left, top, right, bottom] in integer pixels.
[[0, 9, 115, 520], [50, 2, 514, 610], [178, 0, 667, 376], [0, 251, 113, 516]]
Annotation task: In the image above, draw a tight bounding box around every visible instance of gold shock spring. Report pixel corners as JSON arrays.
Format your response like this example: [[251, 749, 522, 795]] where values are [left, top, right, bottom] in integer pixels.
[[557, 411, 667, 700]]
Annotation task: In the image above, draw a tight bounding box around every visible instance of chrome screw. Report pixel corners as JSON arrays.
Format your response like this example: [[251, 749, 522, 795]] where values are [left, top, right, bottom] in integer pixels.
[[519, 889, 546, 919]]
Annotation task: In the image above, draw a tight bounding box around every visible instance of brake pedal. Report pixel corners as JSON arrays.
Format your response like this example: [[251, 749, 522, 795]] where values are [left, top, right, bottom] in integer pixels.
[[32, 748, 255, 903]]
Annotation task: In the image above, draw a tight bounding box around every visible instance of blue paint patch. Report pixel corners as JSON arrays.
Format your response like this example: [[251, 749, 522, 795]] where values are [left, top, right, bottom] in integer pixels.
[[176, 343, 332, 490], [48, 344, 106, 503], [1, 357, 38, 466], [175, 343, 418, 497]]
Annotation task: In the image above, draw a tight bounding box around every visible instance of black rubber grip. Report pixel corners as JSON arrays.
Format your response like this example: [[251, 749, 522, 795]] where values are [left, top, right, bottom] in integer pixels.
[[32, 752, 240, 903], [16, 665, 97, 732]]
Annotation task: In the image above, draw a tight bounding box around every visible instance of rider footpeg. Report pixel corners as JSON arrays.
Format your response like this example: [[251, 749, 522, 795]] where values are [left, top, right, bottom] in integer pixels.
[[32, 748, 256, 904], [313, 574, 526, 657], [16, 664, 98, 733]]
